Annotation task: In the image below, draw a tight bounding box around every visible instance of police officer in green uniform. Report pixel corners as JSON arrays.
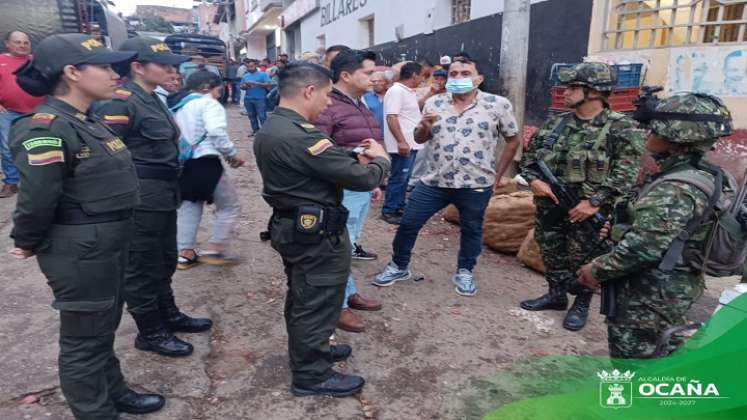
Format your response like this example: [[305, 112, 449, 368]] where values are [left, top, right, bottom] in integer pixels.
[[96, 37, 212, 357], [9, 34, 164, 419], [519, 62, 645, 331], [254, 62, 391, 396]]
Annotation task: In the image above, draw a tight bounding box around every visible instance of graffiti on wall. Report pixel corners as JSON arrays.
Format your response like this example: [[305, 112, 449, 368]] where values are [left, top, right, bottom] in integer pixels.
[[668, 46, 747, 96]]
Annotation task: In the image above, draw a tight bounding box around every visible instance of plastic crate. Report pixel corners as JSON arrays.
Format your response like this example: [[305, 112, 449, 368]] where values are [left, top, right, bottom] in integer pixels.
[[611, 63, 643, 88], [549, 86, 640, 113], [550, 63, 643, 88]]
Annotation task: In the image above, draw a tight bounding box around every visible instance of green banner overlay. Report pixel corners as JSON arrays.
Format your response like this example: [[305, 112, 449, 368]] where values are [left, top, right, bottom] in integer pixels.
[[477, 293, 747, 419]]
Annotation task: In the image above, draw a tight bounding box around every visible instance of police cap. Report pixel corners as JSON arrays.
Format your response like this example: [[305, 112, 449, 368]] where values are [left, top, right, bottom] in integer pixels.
[[120, 36, 190, 66]]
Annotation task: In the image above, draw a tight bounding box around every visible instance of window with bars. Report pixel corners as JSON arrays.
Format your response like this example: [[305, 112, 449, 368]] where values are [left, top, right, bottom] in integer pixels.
[[603, 0, 747, 50], [452, 0, 471, 25]]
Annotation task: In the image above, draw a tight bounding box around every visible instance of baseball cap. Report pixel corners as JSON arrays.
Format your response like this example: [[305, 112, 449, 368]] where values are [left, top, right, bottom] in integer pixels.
[[119, 36, 190, 66], [433, 69, 448, 77]]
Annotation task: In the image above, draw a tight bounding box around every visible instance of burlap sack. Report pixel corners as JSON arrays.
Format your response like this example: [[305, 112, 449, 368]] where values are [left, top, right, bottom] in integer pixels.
[[442, 177, 518, 225], [518, 228, 546, 273], [482, 191, 536, 254]]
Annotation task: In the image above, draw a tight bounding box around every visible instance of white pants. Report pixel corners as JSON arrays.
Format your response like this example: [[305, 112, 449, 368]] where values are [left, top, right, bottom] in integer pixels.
[[177, 173, 241, 250]]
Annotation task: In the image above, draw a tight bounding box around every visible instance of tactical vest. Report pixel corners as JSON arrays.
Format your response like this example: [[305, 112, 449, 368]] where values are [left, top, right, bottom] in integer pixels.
[[41, 104, 140, 214], [537, 111, 624, 186]]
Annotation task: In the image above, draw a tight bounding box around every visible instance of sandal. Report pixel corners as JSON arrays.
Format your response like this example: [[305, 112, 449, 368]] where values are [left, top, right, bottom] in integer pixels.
[[198, 251, 238, 266], [177, 253, 199, 270]]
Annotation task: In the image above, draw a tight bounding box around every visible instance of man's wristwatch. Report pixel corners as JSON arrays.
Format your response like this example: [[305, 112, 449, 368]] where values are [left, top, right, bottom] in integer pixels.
[[589, 194, 604, 208]]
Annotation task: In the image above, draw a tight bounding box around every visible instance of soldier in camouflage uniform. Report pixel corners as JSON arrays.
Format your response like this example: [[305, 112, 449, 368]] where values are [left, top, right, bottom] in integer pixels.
[[577, 93, 734, 358], [519, 63, 645, 331]]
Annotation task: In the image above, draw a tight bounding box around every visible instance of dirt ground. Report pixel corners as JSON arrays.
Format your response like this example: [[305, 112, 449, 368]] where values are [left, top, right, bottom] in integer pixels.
[[0, 106, 738, 420]]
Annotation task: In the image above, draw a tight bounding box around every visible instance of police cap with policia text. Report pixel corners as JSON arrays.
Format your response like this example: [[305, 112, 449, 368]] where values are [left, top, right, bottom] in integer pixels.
[[119, 36, 190, 65], [14, 34, 136, 96]]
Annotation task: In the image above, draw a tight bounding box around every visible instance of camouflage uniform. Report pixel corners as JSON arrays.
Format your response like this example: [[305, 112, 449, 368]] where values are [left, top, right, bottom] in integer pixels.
[[590, 93, 733, 358], [520, 63, 644, 330]]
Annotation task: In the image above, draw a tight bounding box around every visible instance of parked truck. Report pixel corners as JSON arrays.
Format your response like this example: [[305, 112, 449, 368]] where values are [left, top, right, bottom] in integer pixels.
[[0, 0, 127, 51]]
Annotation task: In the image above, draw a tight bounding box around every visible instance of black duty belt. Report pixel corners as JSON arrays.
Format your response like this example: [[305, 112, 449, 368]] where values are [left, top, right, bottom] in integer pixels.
[[53, 207, 133, 225], [135, 165, 180, 181], [274, 206, 349, 237]]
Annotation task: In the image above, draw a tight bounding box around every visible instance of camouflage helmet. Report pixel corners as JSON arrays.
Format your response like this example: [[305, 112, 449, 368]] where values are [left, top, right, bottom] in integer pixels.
[[558, 62, 617, 92], [651, 93, 733, 144]]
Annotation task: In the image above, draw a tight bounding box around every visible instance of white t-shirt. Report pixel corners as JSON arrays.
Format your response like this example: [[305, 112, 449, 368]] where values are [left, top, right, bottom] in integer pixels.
[[383, 82, 423, 153]]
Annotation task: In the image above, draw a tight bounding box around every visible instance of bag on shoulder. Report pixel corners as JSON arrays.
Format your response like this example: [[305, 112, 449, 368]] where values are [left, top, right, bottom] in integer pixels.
[[643, 162, 747, 277], [169, 93, 208, 162]]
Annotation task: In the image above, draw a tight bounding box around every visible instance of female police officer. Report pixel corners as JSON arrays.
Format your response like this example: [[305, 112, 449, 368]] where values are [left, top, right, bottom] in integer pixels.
[[8, 34, 165, 419], [96, 37, 212, 358]]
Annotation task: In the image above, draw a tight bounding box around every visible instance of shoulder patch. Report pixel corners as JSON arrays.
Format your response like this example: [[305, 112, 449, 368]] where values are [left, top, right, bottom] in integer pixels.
[[22, 137, 62, 151], [28, 150, 64, 166], [30, 113, 57, 127], [307, 139, 333, 156], [294, 121, 318, 132], [113, 89, 132, 100], [102, 115, 130, 125]]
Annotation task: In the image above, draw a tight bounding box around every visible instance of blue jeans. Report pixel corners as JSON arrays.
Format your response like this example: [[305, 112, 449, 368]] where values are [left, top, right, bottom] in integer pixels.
[[0, 111, 22, 185], [230, 81, 241, 103], [341, 190, 372, 308], [244, 97, 267, 132], [382, 151, 417, 215], [392, 182, 492, 271]]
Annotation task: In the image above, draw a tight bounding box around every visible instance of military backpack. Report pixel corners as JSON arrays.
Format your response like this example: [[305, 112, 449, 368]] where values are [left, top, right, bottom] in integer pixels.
[[638, 162, 747, 277]]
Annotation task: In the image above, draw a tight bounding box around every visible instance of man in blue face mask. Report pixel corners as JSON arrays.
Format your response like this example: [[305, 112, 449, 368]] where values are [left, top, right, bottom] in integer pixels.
[[373, 58, 521, 297]]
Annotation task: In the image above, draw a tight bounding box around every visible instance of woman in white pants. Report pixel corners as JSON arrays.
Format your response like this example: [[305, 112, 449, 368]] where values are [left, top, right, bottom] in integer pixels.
[[170, 70, 245, 269]]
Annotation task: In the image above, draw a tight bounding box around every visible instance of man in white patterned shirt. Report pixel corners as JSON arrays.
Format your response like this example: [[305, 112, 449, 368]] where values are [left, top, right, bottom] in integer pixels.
[[373, 58, 520, 296]]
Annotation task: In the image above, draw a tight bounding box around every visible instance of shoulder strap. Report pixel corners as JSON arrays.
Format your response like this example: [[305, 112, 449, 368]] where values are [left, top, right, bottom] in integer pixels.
[[169, 93, 203, 114], [657, 166, 723, 272], [541, 114, 571, 150], [591, 119, 614, 150]]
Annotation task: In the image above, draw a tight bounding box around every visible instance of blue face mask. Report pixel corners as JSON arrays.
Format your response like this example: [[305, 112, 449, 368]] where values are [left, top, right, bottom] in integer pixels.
[[445, 77, 475, 94]]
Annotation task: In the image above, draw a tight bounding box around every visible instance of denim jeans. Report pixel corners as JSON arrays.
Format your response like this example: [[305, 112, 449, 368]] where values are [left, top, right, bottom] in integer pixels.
[[230, 82, 241, 103], [0, 111, 22, 185], [244, 97, 267, 132], [392, 182, 492, 271], [382, 151, 417, 215], [341, 189, 372, 308]]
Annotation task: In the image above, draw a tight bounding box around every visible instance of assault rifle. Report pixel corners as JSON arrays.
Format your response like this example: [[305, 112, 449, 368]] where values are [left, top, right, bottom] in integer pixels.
[[529, 160, 616, 318]]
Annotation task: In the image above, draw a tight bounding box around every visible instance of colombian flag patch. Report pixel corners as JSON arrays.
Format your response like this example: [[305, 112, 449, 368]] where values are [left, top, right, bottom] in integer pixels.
[[30, 113, 56, 127], [28, 150, 65, 166], [103, 115, 130, 125], [307, 139, 333, 156], [113, 89, 132, 99]]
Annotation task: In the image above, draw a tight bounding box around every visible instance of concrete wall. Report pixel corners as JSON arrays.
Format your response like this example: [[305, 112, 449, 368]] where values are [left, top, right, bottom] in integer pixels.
[[587, 0, 747, 129], [297, 0, 553, 53], [365, 0, 592, 125]]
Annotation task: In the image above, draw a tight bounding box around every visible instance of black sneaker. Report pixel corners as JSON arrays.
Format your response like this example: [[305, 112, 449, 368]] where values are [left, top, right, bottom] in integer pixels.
[[352, 243, 377, 260], [380, 213, 402, 225]]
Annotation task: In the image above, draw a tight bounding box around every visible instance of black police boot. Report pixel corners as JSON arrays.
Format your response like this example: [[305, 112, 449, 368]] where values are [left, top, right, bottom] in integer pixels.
[[114, 390, 165, 414], [164, 311, 213, 333], [135, 330, 194, 357], [291, 371, 365, 397], [133, 312, 194, 357], [331, 344, 352, 362], [563, 292, 593, 331], [159, 295, 213, 333], [520, 285, 568, 311]]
